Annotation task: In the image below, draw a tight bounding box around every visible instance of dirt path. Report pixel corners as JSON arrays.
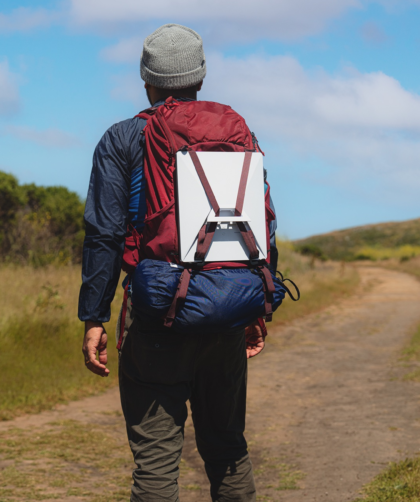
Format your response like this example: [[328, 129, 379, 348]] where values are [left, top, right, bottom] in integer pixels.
[[2, 267, 420, 502], [245, 266, 420, 501]]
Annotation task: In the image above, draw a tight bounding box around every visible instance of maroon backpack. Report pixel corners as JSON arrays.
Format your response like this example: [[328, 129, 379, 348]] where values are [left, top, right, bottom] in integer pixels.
[[117, 97, 279, 345], [123, 97, 275, 272]]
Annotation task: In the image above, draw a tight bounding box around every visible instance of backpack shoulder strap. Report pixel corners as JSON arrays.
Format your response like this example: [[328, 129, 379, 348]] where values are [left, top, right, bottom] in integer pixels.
[[134, 106, 158, 120]]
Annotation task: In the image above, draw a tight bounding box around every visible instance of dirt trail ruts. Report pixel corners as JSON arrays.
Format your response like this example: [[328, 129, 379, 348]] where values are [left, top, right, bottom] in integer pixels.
[[2, 267, 420, 502]]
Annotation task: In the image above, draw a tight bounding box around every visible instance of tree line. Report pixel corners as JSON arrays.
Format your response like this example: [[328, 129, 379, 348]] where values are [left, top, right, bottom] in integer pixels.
[[0, 171, 85, 266]]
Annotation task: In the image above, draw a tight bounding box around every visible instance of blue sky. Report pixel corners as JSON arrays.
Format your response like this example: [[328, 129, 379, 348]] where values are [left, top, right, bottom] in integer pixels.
[[1, 0, 419, 239]]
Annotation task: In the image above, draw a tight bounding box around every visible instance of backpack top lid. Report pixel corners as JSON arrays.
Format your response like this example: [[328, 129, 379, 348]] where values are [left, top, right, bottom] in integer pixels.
[[144, 98, 255, 153], [176, 150, 267, 263]]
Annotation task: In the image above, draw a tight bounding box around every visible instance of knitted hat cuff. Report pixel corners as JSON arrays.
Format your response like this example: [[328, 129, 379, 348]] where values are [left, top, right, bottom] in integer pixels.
[[141, 57, 206, 89]]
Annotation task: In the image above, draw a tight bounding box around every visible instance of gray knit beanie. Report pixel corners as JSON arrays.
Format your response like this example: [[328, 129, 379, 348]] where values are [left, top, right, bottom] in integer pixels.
[[141, 24, 206, 89]]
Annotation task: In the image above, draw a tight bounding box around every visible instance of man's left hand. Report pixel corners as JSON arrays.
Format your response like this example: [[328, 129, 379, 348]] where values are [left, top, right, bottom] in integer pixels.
[[245, 321, 266, 359]]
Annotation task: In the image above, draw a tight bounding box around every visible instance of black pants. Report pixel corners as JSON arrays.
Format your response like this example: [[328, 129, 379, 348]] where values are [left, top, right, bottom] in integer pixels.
[[119, 316, 256, 502]]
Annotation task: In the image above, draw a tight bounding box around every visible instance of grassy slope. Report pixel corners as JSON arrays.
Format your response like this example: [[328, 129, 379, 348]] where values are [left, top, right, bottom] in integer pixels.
[[0, 248, 360, 420], [294, 218, 420, 261]]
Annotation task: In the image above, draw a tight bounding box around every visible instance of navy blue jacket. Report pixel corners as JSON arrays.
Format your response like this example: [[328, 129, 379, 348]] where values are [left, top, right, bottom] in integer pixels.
[[78, 99, 278, 322]]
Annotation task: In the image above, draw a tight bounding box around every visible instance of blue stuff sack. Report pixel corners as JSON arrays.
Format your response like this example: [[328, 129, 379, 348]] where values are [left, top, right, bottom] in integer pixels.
[[131, 259, 286, 333]]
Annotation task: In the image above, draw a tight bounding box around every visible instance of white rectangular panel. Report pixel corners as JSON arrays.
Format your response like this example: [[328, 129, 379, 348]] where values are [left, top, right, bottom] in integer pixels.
[[176, 151, 267, 263]]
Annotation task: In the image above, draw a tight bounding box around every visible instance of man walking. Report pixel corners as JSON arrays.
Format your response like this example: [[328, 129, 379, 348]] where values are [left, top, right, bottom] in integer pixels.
[[79, 24, 278, 502]]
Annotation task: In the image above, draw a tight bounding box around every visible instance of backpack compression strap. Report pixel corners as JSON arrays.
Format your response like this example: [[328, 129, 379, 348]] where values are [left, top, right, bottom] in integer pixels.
[[189, 150, 259, 261], [258, 265, 276, 322], [163, 268, 192, 328], [195, 222, 218, 261]]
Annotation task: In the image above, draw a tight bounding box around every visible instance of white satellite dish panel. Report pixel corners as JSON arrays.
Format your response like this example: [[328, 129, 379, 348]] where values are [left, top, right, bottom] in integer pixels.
[[176, 151, 267, 263]]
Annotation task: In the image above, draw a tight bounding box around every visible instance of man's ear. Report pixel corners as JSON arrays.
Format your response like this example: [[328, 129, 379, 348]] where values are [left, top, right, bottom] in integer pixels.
[[197, 81, 203, 92]]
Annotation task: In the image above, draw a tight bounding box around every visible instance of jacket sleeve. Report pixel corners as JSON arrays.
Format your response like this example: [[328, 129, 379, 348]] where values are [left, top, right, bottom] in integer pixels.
[[78, 123, 131, 322]]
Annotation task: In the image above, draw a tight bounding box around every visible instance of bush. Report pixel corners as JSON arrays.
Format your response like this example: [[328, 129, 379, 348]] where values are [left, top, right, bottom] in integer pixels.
[[295, 244, 328, 262], [0, 171, 85, 266]]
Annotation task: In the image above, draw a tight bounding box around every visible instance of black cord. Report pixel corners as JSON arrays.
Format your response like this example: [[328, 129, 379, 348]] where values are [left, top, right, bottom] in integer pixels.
[[276, 271, 301, 301]]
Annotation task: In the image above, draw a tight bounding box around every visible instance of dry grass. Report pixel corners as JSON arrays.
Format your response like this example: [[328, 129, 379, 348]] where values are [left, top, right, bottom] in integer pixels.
[[377, 255, 420, 280], [0, 417, 306, 502], [0, 265, 82, 329], [273, 241, 360, 325], [0, 249, 360, 421], [0, 419, 133, 501], [0, 265, 123, 420]]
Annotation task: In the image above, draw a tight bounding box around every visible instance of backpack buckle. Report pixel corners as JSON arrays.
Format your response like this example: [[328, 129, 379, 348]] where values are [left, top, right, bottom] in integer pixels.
[[193, 259, 205, 269]]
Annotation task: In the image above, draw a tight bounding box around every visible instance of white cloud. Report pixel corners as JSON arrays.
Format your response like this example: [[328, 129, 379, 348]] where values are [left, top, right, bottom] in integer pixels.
[[197, 53, 420, 203], [0, 61, 20, 116], [3, 125, 81, 148], [101, 37, 142, 63], [202, 53, 420, 132], [0, 7, 60, 33], [2, 0, 418, 40], [70, 0, 361, 41]]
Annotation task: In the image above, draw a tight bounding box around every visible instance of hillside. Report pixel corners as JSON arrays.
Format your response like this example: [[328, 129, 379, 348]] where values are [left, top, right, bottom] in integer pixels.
[[294, 218, 420, 261]]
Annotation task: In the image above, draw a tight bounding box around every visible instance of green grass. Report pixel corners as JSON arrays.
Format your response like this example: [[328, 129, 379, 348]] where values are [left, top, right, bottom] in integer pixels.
[[0, 265, 122, 420], [275, 463, 305, 490], [353, 457, 420, 502], [251, 452, 306, 496], [0, 315, 119, 420]]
